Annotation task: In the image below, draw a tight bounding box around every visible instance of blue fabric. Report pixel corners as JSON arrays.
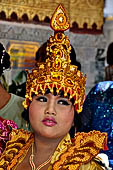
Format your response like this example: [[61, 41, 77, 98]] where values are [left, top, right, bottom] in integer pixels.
[[81, 81, 113, 168]]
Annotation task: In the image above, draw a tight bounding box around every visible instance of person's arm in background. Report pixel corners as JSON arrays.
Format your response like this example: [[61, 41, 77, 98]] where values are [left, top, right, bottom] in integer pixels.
[[0, 83, 11, 109]]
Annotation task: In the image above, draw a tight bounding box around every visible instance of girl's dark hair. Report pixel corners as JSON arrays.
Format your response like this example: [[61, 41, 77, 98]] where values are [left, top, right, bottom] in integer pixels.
[[0, 43, 10, 76], [107, 42, 113, 65], [69, 111, 82, 138], [70, 45, 81, 71], [22, 87, 82, 138], [35, 42, 48, 63]]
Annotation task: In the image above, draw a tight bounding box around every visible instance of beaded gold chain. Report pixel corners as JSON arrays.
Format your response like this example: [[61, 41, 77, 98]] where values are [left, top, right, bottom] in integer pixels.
[[29, 143, 52, 170]]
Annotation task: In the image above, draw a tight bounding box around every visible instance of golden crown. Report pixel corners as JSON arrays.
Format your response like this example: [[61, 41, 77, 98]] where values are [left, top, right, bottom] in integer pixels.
[[23, 4, 86, 113]]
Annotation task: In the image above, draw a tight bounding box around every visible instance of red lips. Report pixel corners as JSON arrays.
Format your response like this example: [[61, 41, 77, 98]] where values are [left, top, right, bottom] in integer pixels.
[[42, 117, 57, 127]]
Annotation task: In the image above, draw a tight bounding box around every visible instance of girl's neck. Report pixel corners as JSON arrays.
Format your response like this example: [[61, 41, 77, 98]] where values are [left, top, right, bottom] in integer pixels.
[[34, 134, 64, 156]]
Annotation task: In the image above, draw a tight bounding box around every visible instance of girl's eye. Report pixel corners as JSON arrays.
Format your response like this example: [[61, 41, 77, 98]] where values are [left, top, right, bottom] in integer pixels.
[[58, 100, 70, 106], [36, 96, 47, 102]]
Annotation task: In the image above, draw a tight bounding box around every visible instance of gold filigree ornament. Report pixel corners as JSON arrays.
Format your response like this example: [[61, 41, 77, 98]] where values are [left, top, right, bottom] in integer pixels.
[[52, 131, 107, 170], [23, 4, 87, 113], [0, 129, 34, 170]]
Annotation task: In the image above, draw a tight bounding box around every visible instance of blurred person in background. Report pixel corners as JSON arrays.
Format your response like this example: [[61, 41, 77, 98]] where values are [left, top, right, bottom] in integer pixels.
[[0, 43, 25, 129], [80, 81, 113, 169]]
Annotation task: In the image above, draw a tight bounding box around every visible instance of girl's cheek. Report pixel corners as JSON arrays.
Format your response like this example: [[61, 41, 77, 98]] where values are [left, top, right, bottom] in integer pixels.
[[57, 106, 73, 113]]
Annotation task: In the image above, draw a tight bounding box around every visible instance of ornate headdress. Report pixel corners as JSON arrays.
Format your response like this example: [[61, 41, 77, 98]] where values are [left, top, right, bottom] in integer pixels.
[[23, 4, 86, 113]]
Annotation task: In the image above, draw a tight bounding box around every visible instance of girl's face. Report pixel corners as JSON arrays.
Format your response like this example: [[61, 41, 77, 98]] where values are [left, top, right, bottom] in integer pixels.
[[29, 93, 74, 139]]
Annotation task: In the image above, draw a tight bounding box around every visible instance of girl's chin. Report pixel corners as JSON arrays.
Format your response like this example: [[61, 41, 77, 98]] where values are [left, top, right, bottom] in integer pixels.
[[35, 131, 65, 140]]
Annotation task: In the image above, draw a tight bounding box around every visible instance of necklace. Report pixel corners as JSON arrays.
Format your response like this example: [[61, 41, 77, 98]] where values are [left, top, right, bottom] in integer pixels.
[[29, 143, 52, 170]]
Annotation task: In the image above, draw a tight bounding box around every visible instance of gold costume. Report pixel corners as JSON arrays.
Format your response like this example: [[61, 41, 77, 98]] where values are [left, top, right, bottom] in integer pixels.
[[0, 129, 106, 170]]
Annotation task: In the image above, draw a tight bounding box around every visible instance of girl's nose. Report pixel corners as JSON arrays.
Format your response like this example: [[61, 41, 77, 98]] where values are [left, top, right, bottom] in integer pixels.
[[45, 99, 56, 116], [45, 111, 56, 116]]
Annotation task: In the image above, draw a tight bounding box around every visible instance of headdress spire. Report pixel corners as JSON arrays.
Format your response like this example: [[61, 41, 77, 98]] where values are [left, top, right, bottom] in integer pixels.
[[50, 4, 70, 31]]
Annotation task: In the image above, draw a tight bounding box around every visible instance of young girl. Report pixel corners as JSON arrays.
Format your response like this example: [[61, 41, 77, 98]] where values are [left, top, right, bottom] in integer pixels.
[[0, 4, 107, 170]]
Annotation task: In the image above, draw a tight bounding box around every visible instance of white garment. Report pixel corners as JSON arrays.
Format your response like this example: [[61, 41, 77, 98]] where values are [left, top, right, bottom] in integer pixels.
[[98, 153, 112, 170]]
